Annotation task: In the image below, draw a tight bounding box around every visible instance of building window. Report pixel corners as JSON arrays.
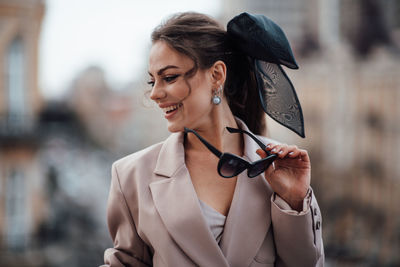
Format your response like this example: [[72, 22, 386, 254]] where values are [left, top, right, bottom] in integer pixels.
[[5, 169, 27, 251], [6, 37, 26, 129]]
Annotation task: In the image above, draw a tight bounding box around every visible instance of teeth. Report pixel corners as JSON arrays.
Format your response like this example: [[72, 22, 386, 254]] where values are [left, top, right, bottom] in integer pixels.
[[162, 103, 182, 113]]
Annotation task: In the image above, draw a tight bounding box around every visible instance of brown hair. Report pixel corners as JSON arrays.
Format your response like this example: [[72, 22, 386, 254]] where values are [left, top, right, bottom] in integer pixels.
[[151, 12, 266, 135]]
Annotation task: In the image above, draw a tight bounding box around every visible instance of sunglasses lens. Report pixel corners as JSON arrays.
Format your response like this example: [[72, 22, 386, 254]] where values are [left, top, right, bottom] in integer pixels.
[[219, 158, 246, 178], [248, 156, 274, 177]]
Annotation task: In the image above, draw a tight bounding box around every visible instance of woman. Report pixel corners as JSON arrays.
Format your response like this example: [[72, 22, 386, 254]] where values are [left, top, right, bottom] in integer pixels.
[[102, 12, 324, 267]]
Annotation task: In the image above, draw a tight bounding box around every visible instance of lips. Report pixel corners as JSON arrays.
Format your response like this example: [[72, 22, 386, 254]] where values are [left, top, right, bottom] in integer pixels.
[[162, 103, 183, 114]]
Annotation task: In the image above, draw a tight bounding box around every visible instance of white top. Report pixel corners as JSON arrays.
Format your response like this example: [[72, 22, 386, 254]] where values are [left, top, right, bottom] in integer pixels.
[[198, 199, 226, 244], [198, 189, 312, 246]]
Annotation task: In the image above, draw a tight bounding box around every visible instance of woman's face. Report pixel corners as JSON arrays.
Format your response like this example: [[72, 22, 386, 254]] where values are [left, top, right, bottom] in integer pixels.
[[148, 41, 216, 132]]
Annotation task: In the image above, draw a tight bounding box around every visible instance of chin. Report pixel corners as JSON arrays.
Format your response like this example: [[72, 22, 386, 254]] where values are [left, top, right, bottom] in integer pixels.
[[166, 122, 184, 133]]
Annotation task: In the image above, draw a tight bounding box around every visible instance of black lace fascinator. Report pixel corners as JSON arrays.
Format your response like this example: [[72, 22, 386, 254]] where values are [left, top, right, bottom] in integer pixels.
[[227, 12, 305, 138]]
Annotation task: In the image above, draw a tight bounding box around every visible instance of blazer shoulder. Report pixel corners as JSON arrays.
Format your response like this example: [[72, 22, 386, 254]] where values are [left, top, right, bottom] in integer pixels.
[[112, 141, 164, 177]]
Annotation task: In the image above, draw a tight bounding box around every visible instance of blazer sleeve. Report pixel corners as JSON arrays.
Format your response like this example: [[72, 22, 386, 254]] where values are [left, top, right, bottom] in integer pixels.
[[270, 188, 324, 267], [101, 164, 152, 267]]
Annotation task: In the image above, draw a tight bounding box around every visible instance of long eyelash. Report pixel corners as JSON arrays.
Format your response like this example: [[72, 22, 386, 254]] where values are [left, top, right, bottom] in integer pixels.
[[164, 74, 179, 82], [147, 74, 180, 87]]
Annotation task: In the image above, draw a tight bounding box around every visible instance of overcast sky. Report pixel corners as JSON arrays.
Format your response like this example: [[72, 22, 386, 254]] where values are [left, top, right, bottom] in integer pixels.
[[39, 0, 221, 99]]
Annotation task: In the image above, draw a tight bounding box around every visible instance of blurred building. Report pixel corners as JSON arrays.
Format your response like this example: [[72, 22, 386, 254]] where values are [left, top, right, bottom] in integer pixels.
[[221, 0, 400, 265], [67, 65, 169, 154], [0, 0, 169, 265], [1, 0, 399, 266], [0, 0, 45, 258], [220, 0, 320, 51], [220, 0, 400, 57], [0, 0, 44, 124], [67, 66, 134, 151], [292, 46, 400, 266], [0, 1, 114, 266]]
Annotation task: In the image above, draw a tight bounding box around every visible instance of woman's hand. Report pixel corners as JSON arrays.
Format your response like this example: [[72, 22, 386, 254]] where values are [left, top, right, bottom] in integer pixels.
[[256, 144, 311, 212]]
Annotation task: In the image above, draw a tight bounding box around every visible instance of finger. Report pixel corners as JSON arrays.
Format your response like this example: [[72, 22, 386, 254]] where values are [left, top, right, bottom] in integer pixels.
[[265, 142, 280, 151], [299, 149, 310, 162], [270, 144, 290, 158], [265, 143, 274, 152], [256, 149, 267, 158], [268, 144, 281, 154], [287, 145, 301, 158], [288, 150, 301, 158], [264, 163, 275, 183]]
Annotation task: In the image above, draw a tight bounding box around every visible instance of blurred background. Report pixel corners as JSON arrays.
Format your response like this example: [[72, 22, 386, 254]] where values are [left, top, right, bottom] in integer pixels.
[[0, 0, 399, 266]]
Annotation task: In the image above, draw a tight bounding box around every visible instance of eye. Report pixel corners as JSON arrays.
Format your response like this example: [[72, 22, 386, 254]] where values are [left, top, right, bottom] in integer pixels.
[[163, 74, 179, 83], [147, 80, 155, 87]]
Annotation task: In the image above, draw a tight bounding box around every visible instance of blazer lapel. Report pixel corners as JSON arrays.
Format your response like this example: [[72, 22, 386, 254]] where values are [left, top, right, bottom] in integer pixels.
[[150, 132, 229, 267], [219, 118, 274, 266]]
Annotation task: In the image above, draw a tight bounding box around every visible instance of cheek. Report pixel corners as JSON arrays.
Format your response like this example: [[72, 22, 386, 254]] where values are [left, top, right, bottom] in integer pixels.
[[185, 88, 212, 115], [178, 74, 213, 116], [168, 83, 191, 100]]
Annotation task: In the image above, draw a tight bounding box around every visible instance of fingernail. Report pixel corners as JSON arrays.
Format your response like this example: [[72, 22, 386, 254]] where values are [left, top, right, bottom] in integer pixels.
[[272, 148, 276, 153], [289, 152, 294, 155], [266, 144, 271, 148], [278, 150, 283, 154]]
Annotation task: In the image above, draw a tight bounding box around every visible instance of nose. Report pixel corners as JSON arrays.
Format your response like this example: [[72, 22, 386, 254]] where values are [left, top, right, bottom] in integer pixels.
[[149, 83, 167, 102]]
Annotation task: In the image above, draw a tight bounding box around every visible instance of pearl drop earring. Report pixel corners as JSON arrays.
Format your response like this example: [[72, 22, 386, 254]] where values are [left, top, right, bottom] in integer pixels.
[[212, 85, 223, 105]]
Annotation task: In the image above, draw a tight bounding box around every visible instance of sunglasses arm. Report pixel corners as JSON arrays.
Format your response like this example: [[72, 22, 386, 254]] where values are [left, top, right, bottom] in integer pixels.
[[226, 127, 272, 155], [184, 127, 222, 158]]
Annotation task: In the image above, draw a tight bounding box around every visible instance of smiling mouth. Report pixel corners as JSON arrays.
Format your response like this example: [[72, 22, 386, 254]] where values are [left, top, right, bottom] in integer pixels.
[[163, 103, 183, 114]]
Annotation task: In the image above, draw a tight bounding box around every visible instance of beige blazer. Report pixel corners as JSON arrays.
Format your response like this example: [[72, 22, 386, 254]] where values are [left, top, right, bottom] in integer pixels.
[[102, 119, 324, 267]]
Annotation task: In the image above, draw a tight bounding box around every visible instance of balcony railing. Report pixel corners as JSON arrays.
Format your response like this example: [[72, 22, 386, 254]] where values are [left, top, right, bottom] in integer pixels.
[[0, 114, 38, 146]]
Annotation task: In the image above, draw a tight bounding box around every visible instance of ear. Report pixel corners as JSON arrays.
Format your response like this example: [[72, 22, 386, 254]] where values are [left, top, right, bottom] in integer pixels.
[[210, 60, 226, 88]]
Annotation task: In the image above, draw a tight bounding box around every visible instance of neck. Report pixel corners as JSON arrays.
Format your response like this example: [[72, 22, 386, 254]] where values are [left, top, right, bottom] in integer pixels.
[[185, 101, 244, 156]]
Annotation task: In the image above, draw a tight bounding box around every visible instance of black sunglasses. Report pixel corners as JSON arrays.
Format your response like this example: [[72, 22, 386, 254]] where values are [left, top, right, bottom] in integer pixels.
[[184, 127, 277, 178]]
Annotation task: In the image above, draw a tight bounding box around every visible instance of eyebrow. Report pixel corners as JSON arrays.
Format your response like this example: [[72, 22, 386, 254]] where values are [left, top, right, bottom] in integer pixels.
[[148, 65, 179, 76]]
